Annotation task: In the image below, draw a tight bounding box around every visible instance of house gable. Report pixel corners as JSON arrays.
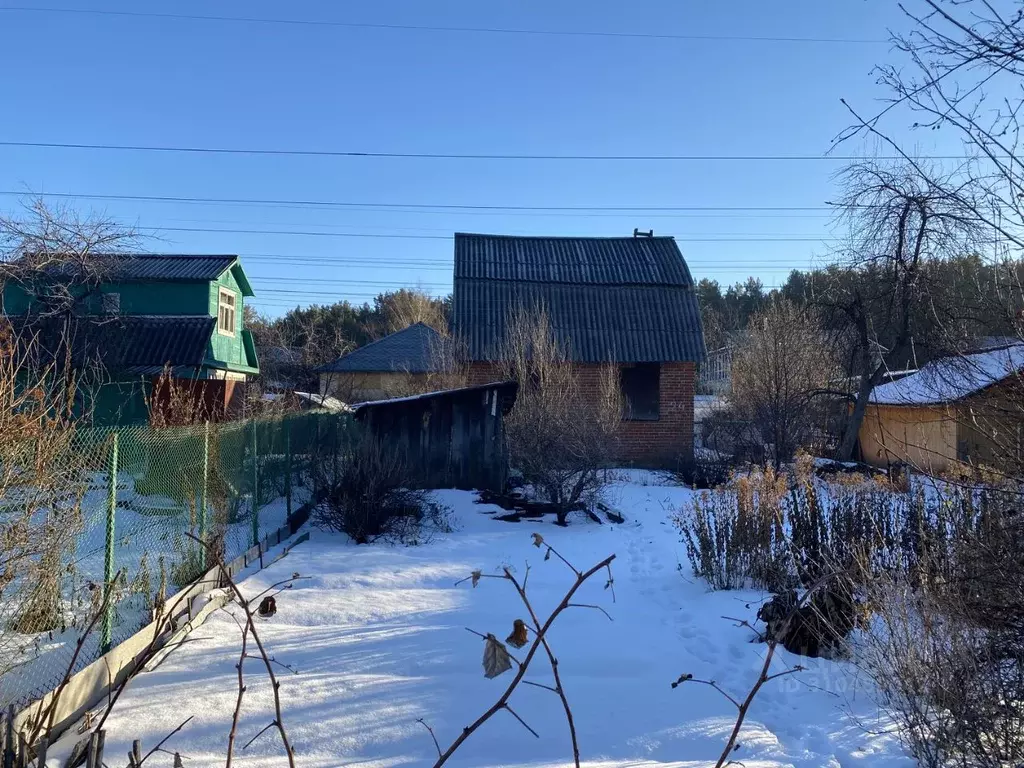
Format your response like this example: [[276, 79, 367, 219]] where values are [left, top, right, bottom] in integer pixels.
[[452, 233, 706, 363]]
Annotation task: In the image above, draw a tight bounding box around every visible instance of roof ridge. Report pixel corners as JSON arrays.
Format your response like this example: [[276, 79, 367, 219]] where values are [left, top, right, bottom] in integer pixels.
[[91, 257, 240, 264], [454, 232, 676, 241], [326, 321, 437, 360]]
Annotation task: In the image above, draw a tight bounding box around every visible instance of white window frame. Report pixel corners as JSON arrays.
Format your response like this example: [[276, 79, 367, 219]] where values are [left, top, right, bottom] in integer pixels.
[[218, 287, 237, 336]]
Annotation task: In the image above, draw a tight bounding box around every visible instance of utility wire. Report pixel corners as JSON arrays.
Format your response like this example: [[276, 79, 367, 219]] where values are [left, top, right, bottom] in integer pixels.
[[0, 6, 887, 45], [0, 140, 972, 162], [0, 189, 833, 213], [145, 225, 838, 242]]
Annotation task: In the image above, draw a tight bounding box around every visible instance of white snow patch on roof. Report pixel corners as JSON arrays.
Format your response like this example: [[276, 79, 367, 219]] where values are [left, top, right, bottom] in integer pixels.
[[870, 343, 1024, 405]]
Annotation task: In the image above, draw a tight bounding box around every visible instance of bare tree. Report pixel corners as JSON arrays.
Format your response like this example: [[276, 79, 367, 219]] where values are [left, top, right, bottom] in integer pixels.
[[838, 1, 1024, 256], [836, 0, 1024, 475], [729, 299, 840, 465], [498, 306, 621, 524], [0, 197, 139, 319], [823, 161, 981, 460]]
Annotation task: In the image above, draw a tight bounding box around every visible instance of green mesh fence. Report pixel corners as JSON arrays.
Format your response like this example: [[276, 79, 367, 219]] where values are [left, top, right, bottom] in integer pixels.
[[0, 410, 355, 712]]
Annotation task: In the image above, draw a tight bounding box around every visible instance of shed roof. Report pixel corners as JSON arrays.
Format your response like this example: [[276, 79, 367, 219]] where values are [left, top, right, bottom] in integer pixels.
[[452, 233, 706, 363], [870, 343, 1024, 406], [351, 380, 518, 416], [317, 322, 448, 373]]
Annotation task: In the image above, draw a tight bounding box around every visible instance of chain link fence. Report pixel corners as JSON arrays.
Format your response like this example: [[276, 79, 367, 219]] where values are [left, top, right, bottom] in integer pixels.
[[0, 410, 355, 712]]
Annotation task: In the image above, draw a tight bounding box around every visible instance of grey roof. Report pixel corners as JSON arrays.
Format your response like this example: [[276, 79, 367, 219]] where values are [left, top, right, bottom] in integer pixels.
[[105, 254, 239, 281], [12, 315, 215, 373], [452, 233, 706, 363], [318, 322, 448, 373], [33, 254, 253, 295]]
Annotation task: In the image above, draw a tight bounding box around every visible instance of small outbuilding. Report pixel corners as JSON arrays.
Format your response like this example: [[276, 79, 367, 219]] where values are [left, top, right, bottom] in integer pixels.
[[352, 380, 518, 491], [316, 322, 449, 402], [859, 343, 1024, 473]]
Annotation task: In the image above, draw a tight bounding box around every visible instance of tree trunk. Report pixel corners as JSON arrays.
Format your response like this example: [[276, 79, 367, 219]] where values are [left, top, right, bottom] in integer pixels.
[[836, 373, 875, 461]]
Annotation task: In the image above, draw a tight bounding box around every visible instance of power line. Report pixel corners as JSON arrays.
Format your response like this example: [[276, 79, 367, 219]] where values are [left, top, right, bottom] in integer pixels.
[[0, 6, 887, 45], [0, 140, 968, 162], [0, 191, 835, 215], [152, 225, 837, 242]]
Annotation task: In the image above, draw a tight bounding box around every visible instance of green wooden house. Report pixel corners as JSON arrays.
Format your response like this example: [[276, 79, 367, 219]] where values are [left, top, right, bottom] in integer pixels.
[[2, 254, 260, 425]]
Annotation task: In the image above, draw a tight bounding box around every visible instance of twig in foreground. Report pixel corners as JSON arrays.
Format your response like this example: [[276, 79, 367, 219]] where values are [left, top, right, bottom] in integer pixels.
[[139, 716, 194, 765], [429, 546, 615, 768], [186, 532, 297, 768]]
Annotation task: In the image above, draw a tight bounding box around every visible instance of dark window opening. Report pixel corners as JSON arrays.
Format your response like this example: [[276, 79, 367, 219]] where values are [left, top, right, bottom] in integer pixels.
[[620, 363, 660, 421]]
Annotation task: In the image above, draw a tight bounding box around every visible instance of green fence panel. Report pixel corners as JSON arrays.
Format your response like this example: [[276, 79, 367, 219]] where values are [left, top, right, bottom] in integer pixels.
[[0, 409, 355, 713]]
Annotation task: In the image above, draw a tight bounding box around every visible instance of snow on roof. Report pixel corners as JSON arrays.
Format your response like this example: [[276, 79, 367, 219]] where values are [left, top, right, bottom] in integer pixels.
[[870, 343, 1024, 405], [294, 391, 352, 412]]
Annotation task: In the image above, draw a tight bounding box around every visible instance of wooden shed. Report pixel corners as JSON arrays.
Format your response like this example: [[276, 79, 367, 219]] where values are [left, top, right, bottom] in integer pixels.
[[352, 380, 518, 492], [859, 344, 1024, 474]]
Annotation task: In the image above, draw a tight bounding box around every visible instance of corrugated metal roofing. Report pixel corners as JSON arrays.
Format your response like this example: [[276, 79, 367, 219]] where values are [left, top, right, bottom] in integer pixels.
[[36, 253, 241, 281], [105, 254, 239, 281], [31, 253, 255, 297], [13, 315, 215, 372], [318, 322, 449, 373], [454, 233, 695, 285], [453, 233, 706, 363], [109, 315, 215, 369]]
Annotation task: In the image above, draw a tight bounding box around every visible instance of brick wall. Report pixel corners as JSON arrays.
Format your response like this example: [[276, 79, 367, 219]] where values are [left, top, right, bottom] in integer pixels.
[[467, 360, 696, 468]]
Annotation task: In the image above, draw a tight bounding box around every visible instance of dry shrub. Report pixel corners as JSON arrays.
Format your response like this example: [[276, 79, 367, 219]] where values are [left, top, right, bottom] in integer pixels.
[[674, 466, 791, 591], [499, 306, 621, 525], [0, 321, 90, 679], [729, 300, 839, 466], [312, 434, 452, 544], [858, 507, 1024, 768], [146, 365, 215, 427]]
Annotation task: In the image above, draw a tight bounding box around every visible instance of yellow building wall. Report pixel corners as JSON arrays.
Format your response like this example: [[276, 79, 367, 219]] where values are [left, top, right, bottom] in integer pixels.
[[859, 404, 958, 474], [319, 371, 430, 403]]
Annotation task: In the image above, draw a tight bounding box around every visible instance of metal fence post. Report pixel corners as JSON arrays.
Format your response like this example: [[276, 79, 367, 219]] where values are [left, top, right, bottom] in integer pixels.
[[198, 421, 209, 571], [250, 420, 259, 548], [101, 430, 119, 654], [285, 419, 293, 519]]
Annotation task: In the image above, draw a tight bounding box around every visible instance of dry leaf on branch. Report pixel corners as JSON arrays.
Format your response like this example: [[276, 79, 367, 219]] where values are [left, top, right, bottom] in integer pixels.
[[506, 619, 529, 649], [531, 533, 544, 548], [482, 634, 513, 679], [471, 570, 481, 588]]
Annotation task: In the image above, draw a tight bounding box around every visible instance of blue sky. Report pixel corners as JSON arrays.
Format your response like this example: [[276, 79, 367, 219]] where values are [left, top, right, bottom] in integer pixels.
[[0, 1, 962, 316]]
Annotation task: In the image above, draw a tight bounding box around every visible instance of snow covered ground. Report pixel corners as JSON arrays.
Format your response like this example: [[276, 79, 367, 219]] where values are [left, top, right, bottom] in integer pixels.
[[78, 472, 912, 768]]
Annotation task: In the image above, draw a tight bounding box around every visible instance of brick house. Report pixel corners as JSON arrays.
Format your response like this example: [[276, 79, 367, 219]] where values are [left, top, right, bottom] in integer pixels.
[[451, 233, 706, 466]]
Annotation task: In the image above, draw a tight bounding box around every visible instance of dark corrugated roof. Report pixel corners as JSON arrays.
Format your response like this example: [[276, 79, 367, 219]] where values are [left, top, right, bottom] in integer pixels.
[[31, 254, 254, 294], [13, 315, 215, 372], [454, 233, 695, 285], [453, 233, 706, 363], [318, 322, 449, 373], [105, 254, 239, 281]]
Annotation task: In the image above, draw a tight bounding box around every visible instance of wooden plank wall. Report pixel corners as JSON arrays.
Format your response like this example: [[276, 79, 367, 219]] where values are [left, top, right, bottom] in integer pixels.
[[360, 383, 515, 491]]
